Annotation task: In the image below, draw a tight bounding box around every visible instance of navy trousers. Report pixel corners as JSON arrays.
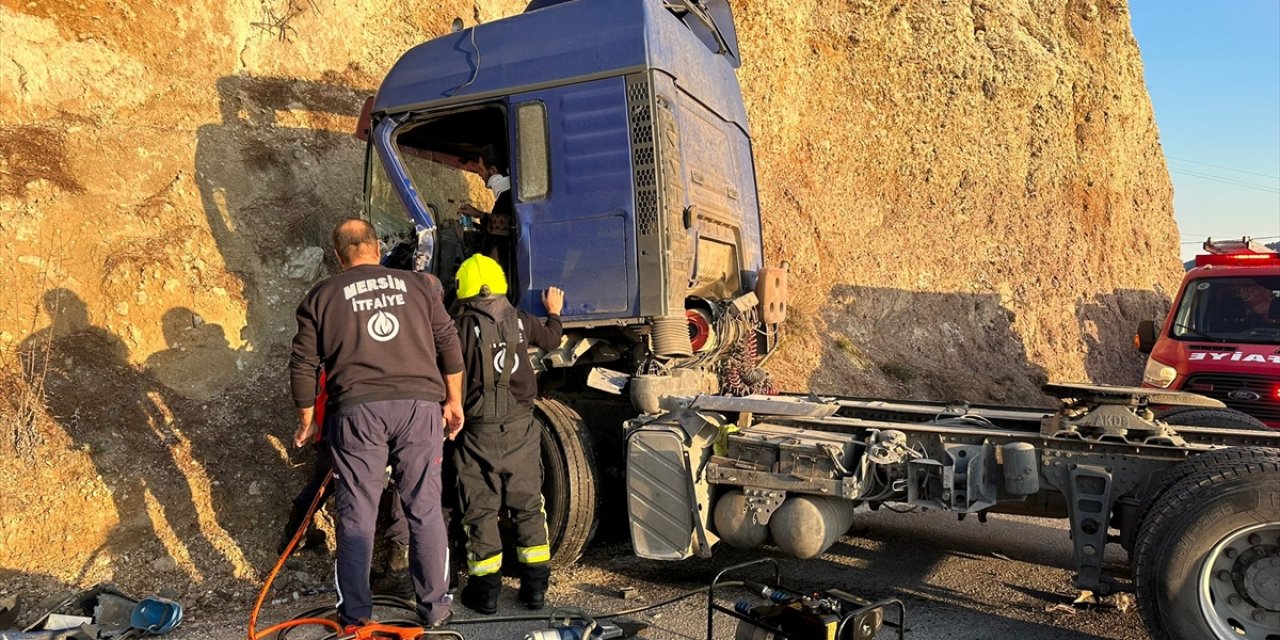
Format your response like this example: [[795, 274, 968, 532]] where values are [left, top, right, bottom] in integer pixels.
[[290, 441, 409, 545], [327, 399, 451, 625]]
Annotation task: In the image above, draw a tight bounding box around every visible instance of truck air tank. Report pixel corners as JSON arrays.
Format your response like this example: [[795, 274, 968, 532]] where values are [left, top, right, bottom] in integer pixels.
[[713, 490, 770, 549], [768, 496, 856, 560], [1001, 442, 1040, 496]]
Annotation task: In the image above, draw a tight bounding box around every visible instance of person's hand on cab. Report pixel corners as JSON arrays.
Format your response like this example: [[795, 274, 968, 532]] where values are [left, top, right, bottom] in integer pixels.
[[543, 287, 564, 316]]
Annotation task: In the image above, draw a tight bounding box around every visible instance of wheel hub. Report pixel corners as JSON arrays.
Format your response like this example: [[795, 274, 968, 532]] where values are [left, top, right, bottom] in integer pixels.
[[1243, 556, 1280, 611], [1200, 523, 1280, 639]]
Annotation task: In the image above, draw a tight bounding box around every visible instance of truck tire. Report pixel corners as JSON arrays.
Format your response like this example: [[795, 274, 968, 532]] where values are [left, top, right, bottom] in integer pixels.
[[535, 397, 599, 567], [1158, 407, 1270, 431], [1121, 447, 1280, 552], [1132, 458, 1280, 640]]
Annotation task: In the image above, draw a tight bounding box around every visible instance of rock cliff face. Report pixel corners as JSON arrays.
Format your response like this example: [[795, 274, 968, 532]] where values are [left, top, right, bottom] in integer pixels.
[[736, 0, 1181, 399], [0, 0, 1180, 588]]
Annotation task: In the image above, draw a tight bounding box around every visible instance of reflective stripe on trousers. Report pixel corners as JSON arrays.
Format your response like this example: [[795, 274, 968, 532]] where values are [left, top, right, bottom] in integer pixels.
[[467, 552, 503, 576], [516, 544, 551, 564]]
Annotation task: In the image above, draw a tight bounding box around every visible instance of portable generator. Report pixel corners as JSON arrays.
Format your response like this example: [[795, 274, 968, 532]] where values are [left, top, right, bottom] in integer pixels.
[[708, 560, 905, 640]]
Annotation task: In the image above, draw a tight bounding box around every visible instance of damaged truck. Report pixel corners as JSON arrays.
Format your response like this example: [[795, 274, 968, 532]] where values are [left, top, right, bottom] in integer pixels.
[[355, 1, 1280, 639]]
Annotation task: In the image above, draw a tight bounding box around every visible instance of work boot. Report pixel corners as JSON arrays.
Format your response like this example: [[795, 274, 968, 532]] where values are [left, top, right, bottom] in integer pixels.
[[371, 541, 414, 600], [518, 562, 550, 610], [460, 573, 501, 615]]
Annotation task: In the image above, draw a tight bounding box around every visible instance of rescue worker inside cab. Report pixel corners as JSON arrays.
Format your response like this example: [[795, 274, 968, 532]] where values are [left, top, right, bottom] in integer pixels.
[[452, 254, 564, 614], [456, 146, 515, 298]]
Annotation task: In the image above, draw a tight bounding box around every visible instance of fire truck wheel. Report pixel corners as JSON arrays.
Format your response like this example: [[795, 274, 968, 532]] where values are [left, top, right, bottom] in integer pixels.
[[1157, 407, 1270, 431], [535, 397, 599, 568], [1133, 458, 1280, 640]]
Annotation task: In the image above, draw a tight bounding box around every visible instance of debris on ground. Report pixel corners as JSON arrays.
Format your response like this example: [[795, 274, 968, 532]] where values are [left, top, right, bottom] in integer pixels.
[[2, 584, 182, 639], [0, 596, 18, 629], [1044, 590, 1136, 615]]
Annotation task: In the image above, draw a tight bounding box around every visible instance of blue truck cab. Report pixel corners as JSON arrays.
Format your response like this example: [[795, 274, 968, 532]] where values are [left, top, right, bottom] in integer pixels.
[[361, 0, 787, 562], [362, 0, 785, 411]]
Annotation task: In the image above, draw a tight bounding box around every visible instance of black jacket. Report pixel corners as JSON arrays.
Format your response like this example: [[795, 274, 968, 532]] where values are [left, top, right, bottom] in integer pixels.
[[455, 295, 561, 421], [290, 265, 463, 410]]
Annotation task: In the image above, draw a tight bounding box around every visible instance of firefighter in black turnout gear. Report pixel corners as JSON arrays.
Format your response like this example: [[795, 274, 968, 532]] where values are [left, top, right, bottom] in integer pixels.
[[452, 254, 564, 614]]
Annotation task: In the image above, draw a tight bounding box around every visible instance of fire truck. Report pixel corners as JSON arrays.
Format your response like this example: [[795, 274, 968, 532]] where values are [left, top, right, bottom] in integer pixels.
[[1136, 238, 1280, 430]]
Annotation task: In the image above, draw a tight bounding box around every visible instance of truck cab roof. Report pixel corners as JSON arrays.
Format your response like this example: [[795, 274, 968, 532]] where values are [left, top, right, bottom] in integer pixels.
[[373, 0, 747, 133]]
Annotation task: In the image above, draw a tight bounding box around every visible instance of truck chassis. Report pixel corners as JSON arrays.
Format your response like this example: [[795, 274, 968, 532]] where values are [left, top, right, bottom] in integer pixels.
[[620, 384, 1280, 640]]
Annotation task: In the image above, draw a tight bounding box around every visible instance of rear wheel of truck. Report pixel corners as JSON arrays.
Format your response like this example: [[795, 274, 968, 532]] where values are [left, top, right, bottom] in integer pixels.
[[535, 397, 599, 567], [1121, 446, 1280, 552], [1157, 406, 1270, 431], [1132, 457, 1280, 640]]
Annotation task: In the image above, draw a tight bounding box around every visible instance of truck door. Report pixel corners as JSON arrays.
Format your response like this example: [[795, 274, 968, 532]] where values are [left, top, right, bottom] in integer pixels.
[[507, 77, 638, 319]]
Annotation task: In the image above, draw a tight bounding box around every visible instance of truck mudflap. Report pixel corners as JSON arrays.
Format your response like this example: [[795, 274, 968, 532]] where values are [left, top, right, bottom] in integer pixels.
[[624, 413, 720, 560]]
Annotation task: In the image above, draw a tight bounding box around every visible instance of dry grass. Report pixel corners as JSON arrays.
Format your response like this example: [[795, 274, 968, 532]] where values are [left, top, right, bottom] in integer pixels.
[[0, 124, 85, 198], [833, 333, 856, 356], [100, 225, 199, 283], [251, 0, 321, 43], [879, 362, 918, 384], [0, 359, 47, 459], [0, 239, 76, 458], [0, 302, 55, 460]]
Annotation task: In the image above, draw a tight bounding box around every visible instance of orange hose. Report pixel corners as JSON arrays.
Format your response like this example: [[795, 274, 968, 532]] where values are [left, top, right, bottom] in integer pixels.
[[253, 617, 345, 638], [248, 470, 334, 640]]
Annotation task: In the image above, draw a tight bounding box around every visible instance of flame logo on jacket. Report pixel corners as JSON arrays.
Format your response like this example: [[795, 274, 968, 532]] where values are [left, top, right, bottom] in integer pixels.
[[367, 310, 400, 342]]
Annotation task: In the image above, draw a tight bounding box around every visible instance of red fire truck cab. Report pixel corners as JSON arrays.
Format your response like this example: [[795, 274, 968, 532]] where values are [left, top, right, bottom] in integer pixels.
[[1136, 238, 1280, 429]]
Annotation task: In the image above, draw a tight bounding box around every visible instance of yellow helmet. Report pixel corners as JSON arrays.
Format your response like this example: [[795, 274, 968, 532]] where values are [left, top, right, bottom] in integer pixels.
[[456, 254, 508, 299]]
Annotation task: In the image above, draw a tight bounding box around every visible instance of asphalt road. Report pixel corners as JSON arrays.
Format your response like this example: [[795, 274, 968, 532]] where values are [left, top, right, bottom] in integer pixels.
[[183, 508, 1147, 640]]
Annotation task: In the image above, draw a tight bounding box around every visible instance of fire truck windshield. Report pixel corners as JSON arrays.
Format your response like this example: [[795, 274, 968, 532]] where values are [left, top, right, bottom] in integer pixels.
[[1171, 275, 1280, 345]]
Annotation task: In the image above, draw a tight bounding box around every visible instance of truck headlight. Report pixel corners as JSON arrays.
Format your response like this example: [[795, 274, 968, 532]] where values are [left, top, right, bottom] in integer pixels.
[[1142, 357, 1178, 389]]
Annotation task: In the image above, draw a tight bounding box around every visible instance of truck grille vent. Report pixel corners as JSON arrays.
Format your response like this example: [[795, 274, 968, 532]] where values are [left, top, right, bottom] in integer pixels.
[[1183, 373, 1280, 423], [626, 75, 658, 236]]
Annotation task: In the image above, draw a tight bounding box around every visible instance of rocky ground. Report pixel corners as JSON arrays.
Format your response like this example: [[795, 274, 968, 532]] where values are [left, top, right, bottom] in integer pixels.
[[4, 509, 1145, 639], [164, 510, 1144, 639]]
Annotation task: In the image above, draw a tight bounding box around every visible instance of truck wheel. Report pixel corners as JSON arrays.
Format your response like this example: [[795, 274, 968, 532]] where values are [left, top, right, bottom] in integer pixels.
[[1158, 407, 1270, 431], [1146, 447, 1280, 505], [1132, 458, 1280, 640], [1121, 447, 1280, 552], [535, 397, 599, 567]]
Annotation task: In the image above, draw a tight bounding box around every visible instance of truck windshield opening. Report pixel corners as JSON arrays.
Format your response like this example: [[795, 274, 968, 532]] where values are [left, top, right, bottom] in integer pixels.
[[365, 105, 507, 285], [1171, 275, 1280, 345]]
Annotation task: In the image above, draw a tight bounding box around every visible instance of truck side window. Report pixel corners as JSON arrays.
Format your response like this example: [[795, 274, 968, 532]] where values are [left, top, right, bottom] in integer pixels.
[[515, 101, 549, 202]]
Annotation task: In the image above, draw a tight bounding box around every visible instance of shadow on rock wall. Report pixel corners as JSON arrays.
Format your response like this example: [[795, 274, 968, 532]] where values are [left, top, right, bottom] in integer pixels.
[[8, 74, 486, 587], [810, 286, 1050, 405], [15, 285, 349, 589], [19, 290, 247, 585], [195, 75, 372, 351], [1075, 289, 1170, 387]]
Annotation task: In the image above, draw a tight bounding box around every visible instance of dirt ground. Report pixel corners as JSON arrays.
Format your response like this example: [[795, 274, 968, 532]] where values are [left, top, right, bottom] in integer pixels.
[[22, 510, 1138, 640]]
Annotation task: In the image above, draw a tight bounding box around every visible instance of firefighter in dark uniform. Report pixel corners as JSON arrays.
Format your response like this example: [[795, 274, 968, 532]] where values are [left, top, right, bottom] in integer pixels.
[[452, 254, 564, 614], [290, 218, 465, 628]]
